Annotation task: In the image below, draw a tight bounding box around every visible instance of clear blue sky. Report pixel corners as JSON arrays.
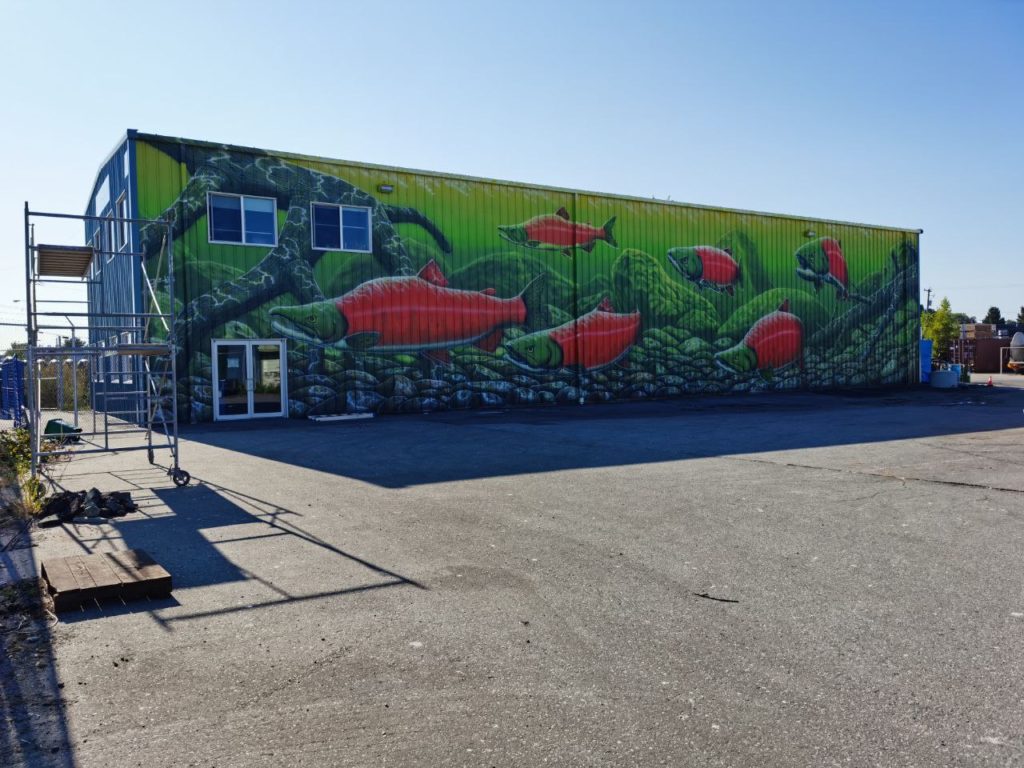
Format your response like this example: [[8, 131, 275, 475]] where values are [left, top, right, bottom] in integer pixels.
[[1, 0, 1021, 348]]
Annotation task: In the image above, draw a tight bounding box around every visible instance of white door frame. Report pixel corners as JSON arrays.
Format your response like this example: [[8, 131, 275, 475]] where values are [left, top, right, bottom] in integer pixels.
[[211, 339, 288, 421]]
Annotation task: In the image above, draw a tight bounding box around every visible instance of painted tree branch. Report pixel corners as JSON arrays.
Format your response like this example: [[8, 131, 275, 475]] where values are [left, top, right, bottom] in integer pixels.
[[140, 150, 451, 277], [809, 261, 918, 351]]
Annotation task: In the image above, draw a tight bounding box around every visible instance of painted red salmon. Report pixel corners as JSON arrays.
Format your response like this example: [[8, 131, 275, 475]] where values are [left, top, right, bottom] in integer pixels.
[[498, 207, 617, 257], [268, 260, 543, 357], [714, 299, 803, 378], [506, 298, 640, 371], [795, 237, 864, 301], [667, 245, 742, 295]]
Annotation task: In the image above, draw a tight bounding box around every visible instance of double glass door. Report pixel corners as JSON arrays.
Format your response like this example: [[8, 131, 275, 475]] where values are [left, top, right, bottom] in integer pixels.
[[212, 340, 286, 420]]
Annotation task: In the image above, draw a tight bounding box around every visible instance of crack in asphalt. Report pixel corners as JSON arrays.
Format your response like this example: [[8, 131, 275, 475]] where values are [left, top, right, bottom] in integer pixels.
[[728, 456, 1024, 495]]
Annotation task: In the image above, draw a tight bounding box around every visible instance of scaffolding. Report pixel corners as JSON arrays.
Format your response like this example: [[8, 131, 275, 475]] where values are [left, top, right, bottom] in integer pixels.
[[23, 203, 190, 487]]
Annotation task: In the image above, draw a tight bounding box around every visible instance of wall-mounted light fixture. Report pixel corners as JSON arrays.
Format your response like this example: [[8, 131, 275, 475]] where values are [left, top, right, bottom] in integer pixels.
[[804, 229, 816, 238], [377, 184, 395, 194]]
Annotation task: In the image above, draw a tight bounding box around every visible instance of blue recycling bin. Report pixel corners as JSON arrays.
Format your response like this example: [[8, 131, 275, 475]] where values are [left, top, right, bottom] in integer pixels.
[[0, 358, 26, 427], [919, 340, 932, 383]]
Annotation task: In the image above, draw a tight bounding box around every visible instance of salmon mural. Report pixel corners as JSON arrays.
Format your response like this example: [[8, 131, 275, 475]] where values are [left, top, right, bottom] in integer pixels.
[[714, 299, 804, 379], [132, 137, 920, 422], [498, 207, 617, 257], [269, 261, 544, 361], [507, 299, 641, 372], [667, 246, 742, 295], [794, 237, 864, 302]]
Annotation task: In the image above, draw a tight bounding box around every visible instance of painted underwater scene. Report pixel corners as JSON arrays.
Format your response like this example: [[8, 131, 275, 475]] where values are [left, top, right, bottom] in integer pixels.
[[133, 137, 920, 422]]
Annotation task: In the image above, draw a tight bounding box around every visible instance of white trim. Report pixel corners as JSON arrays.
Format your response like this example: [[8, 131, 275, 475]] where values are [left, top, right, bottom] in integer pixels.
[[120, 331, 134, 384], [211, 338, 288, 421], [207, 191, 279, 247], [116, 193, 130, 252], [105, 215, 117, 263], [309, 201, 373, 253], [107, 335, 120, 383]]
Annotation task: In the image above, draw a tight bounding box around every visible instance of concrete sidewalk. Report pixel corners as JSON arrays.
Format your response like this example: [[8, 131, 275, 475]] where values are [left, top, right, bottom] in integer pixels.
[[16, 386, 1024, 767]]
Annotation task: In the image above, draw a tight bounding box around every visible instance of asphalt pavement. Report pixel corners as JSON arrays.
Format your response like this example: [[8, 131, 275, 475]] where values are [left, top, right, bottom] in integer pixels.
[[12, 384, 1024, 767]]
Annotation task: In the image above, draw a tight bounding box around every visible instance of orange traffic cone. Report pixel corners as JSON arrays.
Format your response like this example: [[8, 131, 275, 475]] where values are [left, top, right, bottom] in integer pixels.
[[987, 375, 993, 387]]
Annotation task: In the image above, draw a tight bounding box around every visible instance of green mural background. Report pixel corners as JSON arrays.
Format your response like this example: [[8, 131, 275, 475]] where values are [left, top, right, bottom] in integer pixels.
[[132, 135, 920, 421]]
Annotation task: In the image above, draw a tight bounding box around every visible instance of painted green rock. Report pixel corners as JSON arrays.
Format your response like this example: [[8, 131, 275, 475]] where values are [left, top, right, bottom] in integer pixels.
[[612, 249, 717, 336], [718, 288, 830, 339]]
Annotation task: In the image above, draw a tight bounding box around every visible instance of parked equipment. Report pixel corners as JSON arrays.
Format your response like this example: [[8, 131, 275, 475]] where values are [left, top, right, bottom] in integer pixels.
[[1008, 332, 1024, 374]]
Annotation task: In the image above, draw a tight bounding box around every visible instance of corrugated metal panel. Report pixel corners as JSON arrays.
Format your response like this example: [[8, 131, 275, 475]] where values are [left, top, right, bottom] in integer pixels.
[[130, 136, 920, 423], [84, 137, 144, 412]]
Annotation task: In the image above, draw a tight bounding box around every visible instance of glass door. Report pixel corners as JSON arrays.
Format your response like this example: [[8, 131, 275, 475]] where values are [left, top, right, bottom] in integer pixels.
[[214, 342, 250, 420], [212, 340, 287, 420], [252, 342, 285, 415]]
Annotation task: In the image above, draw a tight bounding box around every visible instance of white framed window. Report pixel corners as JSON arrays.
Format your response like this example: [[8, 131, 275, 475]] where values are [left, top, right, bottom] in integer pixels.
[[311, 203, 372, 252], [93, 340, 105, 383], [108, 335, 120, 383], [120, 331, 134, 384], [105, 216, 116, 263], [94, 176, 110, 216], [116, 193, 129, 251], [208, 192, 278, 246]]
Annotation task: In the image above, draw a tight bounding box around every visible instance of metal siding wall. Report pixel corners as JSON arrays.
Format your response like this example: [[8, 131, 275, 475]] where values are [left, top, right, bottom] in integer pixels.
[[84, 139, 144, 414], [125, 137, 920, 422]]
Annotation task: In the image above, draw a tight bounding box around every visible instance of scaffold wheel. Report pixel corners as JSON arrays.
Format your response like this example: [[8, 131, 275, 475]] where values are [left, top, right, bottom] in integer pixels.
[[171, 469, 191, 487]]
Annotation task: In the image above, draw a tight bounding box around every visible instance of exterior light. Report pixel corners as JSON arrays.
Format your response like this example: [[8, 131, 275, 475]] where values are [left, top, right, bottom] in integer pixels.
[[377, 184, 395, 194], [804, 229, 816, 238]]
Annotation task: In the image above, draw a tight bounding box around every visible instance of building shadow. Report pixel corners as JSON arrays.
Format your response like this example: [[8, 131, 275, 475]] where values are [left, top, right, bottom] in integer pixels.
[[52, 482, 424, 629], [179, 387, 1024, 489]]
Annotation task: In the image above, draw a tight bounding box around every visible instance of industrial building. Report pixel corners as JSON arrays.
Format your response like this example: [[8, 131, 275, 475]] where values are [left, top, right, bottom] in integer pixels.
[[81, 131, 921, 423]]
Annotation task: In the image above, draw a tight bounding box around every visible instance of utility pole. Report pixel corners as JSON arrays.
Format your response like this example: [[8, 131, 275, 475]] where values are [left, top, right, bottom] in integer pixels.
[[924, 287, 933, 310]]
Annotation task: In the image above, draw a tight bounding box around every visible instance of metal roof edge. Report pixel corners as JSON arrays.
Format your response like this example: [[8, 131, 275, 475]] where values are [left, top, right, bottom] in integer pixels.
[[85, 131, 132, 216], [131, 131, 922, 235]]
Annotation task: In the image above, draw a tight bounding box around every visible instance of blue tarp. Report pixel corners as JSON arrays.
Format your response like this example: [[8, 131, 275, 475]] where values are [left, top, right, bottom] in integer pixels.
[[0, 358, 26, 427], [919, 340, 932, 383]]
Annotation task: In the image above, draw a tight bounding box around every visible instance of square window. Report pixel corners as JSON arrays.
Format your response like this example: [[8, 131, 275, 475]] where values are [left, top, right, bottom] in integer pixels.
[[312, 204, 341, 250], [311, 203, 372, 252], [208, 193, 277, 246], [243, 197, 276, 245], [342, 207, 371, 252], [210, 194, 243, 243]]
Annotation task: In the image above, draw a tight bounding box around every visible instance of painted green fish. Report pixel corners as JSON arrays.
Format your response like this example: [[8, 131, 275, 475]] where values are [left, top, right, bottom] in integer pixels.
[[794, 237, 865, 302], [506, 299, 640, 372], [498, 207, 617, 258], [715, 299, 804, 381]]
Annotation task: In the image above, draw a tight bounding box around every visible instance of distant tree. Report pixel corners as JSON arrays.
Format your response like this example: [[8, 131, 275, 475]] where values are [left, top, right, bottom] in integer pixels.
[[952, 312, 975, 325], [920, 308, 935, 340], [923, 297, 959, 360], [1017, 306, 1024, 325], [982, 306, 1004, 325], [3, 342, 27, 360]]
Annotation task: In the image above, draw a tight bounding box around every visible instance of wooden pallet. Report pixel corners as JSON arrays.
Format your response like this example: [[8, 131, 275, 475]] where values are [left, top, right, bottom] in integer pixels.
[[41, 549, 172, 612]]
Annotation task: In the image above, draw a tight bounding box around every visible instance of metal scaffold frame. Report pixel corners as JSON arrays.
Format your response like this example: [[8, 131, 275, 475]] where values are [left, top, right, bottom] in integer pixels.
[[23, 203, 191, 487]]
